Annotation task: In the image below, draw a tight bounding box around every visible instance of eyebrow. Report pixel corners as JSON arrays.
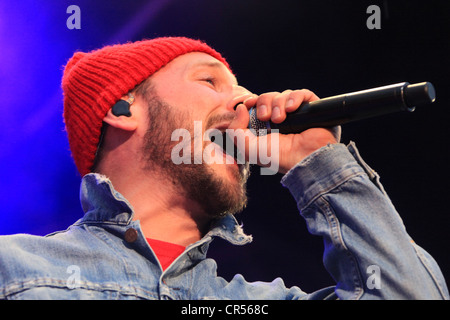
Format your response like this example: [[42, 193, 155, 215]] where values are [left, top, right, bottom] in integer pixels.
[[191, 60, 224, 69]]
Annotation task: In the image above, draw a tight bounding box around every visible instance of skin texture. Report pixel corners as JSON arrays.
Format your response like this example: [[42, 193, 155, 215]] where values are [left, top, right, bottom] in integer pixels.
[[96, 52, 339, 246]]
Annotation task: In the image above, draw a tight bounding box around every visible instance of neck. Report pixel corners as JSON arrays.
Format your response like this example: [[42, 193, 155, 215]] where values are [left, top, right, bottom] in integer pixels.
[[102, 167, 212, 247], [94, 125, 213, 247]]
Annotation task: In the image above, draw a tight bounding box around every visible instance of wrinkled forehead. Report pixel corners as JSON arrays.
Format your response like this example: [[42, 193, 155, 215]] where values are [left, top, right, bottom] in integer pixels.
[[155, 52, 238, 85]]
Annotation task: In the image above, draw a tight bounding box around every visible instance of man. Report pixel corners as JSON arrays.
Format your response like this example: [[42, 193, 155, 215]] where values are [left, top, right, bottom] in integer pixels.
[[0, 37, 448, 299]]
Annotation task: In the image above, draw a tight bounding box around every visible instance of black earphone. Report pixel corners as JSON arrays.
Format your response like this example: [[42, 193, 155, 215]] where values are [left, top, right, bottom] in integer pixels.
[[112, 94, 135, 117]]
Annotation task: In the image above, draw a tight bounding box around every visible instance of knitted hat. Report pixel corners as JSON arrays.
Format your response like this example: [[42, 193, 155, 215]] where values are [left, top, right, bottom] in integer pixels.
[[62, 37, 230, 176]]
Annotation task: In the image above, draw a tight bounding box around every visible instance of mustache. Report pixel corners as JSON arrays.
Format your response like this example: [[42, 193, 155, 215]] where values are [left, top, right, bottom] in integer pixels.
[[205, 112, 236, 130]]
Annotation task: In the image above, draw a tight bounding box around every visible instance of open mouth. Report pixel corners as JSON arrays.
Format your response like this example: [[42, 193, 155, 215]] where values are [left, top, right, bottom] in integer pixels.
[[207, 128, 248, 167], [209, 131, 237, 162], [207, 129, 250, 180]]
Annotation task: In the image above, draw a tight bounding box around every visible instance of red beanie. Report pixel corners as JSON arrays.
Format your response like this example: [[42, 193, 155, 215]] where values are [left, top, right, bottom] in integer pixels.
[[62, 37, 230, 176]]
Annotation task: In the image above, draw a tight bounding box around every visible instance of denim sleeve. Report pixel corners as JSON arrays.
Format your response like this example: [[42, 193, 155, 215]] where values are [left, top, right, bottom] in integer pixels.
[[281, 142, 449, 300]]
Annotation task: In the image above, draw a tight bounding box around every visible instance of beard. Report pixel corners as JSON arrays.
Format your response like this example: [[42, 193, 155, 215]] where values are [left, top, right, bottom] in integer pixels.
[[141, 94, 250, 219]]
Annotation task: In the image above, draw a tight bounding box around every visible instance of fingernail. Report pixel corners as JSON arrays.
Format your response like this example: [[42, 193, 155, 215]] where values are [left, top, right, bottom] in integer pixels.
[[258, 104, 267, 117], [272, 106, 281, 119], [287, 99, 294, 108]]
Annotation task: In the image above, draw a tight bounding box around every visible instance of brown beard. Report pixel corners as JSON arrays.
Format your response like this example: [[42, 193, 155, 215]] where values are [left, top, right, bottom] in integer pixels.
[[140, 94, 250, 219]]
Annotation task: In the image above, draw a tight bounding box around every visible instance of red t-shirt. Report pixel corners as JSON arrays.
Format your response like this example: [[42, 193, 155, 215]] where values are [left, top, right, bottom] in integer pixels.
[[146, 238, 185, 271]]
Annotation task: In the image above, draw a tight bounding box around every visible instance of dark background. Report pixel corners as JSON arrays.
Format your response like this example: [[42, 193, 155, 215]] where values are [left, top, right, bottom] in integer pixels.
[[0, 0, 448, 293]]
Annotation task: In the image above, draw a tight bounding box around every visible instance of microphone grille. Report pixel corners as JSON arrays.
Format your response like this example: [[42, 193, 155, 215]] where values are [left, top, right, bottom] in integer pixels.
[[248, 107, 270, 136]]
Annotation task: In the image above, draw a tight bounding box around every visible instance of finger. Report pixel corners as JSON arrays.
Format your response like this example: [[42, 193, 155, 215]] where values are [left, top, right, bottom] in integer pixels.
[[228, 104, 258, 161], [228, 103, 250, 130], [271, 90, 292, 123], [285, 89, 320, 113], [231, 93, 257, 111], [242, 95, 258, 110], [255, 92, 277, 121]]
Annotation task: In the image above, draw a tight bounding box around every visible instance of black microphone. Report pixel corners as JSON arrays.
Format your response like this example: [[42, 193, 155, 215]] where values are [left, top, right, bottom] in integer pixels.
[[248, 82, 435, 135]]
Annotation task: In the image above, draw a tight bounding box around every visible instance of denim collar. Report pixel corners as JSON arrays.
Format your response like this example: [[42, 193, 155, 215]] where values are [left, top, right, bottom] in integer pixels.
[[78, 173, 252, 246]]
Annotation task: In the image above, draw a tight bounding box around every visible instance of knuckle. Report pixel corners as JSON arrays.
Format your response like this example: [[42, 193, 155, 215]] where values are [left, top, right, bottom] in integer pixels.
[[272, 94, 286, 108], [258, 92, 276, 99], [257, 92, 276, 106]]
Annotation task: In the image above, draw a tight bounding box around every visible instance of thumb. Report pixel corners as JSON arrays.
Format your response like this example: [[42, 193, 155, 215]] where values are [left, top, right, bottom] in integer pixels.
[[228, 103, 250, 130], [228, 105, 279, 174], [227, 104, 257, 163]]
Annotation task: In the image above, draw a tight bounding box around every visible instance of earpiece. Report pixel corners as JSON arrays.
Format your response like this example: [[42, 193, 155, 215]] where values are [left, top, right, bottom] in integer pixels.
[[112, 93, 135, 117]]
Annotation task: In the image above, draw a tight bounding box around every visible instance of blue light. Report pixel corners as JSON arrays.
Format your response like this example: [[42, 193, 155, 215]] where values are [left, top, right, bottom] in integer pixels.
[[0, 0, 172, 235]]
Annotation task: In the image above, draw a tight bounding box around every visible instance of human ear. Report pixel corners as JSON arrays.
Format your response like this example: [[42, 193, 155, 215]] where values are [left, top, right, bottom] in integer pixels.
[[103, 95, 138, 131]]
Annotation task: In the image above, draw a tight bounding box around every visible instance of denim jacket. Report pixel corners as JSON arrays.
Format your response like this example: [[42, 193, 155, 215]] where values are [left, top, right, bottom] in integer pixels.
[[0, 142, 448, 299]]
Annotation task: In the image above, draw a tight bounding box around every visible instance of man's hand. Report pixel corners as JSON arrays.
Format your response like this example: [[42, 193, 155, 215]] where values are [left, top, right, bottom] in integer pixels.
[[229, 89, 341, 174]]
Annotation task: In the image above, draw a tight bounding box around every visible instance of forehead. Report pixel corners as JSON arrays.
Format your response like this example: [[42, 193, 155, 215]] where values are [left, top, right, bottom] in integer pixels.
[[159, 52, 238, 85]]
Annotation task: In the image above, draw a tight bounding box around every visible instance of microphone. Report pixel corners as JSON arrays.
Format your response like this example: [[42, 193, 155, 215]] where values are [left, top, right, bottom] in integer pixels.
[[248, 82, 435, 135]]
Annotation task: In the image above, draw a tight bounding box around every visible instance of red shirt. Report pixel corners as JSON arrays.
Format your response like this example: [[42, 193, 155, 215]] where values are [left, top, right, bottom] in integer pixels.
[[146, 238, 185, 271]]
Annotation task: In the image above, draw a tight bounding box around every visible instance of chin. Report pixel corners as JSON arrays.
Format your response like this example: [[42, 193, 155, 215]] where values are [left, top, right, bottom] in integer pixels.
[[213, 161, 248, 185]]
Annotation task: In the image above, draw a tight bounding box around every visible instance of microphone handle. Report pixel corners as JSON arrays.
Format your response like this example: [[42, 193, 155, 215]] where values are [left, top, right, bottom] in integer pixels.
[[249, 82, 435, 135]]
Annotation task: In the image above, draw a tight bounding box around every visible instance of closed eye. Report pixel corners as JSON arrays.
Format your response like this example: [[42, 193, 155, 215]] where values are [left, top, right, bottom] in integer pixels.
[[203, 77, 216, 87]]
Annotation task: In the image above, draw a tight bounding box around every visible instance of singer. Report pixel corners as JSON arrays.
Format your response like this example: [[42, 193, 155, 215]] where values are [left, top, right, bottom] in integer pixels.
[[0, 37, 448, 300]]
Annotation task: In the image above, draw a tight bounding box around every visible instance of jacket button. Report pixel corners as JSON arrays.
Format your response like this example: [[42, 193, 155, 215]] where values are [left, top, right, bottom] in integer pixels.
[[124, 228, 138, 243]]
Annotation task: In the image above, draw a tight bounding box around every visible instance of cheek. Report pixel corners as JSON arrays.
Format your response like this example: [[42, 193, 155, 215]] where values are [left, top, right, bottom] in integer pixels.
[[173, 91, 223, 119], [153, 80, 224, 123]]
